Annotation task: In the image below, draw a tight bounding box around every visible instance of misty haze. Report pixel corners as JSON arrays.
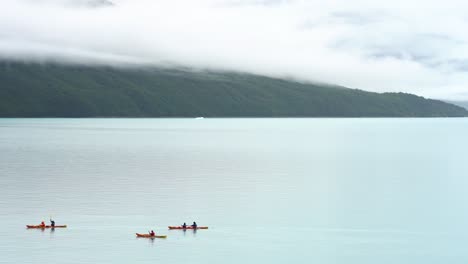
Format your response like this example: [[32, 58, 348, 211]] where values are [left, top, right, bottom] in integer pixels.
[[1, 1, 468, 264]]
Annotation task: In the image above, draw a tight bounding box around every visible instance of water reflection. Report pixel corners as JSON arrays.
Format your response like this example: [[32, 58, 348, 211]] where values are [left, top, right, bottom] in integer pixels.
[[6, 118, 467, 264], [173, 228, 198, 237], [27, 227, 57, 238]]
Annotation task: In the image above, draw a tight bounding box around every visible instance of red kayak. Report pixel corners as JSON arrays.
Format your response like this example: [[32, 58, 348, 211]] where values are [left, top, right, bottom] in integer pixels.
[[27, 225, 67, 229], [168, 226, 208, 230]]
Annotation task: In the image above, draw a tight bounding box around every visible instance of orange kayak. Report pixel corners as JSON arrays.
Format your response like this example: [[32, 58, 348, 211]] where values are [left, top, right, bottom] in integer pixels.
[[136, 233, 167, 238], [168, 226, 208, 230], [27, 225, 67, 229]]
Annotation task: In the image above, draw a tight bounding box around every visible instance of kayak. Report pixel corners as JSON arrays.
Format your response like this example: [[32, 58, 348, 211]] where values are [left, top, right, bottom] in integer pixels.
[[27, 225, 67, 229], [136, 233, 167, 238], [168, 226, 208, 230]]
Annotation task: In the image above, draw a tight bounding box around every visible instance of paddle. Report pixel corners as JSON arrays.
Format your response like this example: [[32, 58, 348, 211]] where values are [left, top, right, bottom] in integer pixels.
[[49, 214, 55, 227]]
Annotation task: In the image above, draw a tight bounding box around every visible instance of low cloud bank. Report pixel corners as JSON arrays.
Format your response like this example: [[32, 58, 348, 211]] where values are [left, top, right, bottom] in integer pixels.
[[2, 0, 468, 100]]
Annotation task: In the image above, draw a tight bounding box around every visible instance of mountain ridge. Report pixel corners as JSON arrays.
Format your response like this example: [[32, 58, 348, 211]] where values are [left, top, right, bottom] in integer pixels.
[[0, 61, 466, 117], [445, 100, 468, 111]]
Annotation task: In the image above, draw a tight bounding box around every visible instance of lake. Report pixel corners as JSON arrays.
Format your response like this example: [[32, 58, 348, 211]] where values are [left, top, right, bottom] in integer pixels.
[[0, 118, 467, 264]]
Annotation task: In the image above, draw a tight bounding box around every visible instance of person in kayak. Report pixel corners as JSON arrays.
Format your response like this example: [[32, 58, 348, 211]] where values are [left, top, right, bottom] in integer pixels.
[[149, 230, 155, 236], [191, 222, 197, 229], [182, 223, 187, 229], [40, 221, 46, 227], [50, 219, 55, 227]]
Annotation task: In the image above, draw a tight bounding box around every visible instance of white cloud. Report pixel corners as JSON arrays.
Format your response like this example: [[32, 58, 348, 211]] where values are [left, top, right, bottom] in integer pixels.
[[1, 0, 468, 100]]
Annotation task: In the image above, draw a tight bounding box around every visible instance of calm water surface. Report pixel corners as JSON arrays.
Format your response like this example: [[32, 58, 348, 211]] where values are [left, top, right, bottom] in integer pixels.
[[0, 118, 467, 264]]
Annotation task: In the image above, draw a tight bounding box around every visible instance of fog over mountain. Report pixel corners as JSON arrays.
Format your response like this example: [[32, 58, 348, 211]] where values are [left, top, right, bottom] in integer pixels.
[[2, 0, 468, 100]]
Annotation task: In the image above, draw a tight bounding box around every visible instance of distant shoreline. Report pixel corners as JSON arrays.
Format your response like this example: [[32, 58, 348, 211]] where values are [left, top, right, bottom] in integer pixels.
[[1, 62, 467, 118], [1, 116, 466, 119]]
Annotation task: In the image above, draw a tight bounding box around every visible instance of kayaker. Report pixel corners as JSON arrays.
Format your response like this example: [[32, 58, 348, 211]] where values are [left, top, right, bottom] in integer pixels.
[[50, 219, 55, 227], [149, 230, 155, 236], [40, 221, 45, 227], [182, 223, 187, 229], [191, 222, 197, 229]]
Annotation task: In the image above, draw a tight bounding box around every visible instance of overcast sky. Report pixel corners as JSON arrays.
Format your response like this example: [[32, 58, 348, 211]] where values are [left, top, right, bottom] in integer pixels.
[[1, 0, 468, 100]]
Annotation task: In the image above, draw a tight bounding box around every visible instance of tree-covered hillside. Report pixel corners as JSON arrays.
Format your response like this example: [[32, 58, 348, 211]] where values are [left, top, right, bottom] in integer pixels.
[[0, 62, 466, 117], [445, 101, 468, 111]]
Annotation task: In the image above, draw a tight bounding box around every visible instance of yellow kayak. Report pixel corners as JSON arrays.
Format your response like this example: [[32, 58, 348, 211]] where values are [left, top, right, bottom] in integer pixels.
[[136, 233, 167, 238]]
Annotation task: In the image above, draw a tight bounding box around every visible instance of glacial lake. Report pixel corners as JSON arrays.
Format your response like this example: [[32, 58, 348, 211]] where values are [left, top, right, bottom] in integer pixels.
[[1, 118, 467, 264]]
